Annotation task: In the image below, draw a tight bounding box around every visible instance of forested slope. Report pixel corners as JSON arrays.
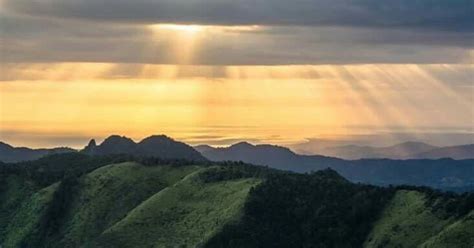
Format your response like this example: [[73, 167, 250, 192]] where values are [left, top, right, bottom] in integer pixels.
[[1, 154, 473, 247]]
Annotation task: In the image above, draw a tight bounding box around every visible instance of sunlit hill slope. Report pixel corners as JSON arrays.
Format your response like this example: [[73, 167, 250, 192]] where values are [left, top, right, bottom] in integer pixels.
[[1, 153, 473, 247]]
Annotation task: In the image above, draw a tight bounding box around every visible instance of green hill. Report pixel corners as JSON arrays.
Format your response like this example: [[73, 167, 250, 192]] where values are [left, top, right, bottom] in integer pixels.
[[365, 190, 452, 247], [1, 182, 57, 247], [365, 189, 474, 248], [1, 154, 473, 247], [0, 173, 43, 241], [421, 210, 474, 248], [50, 162, 202, 247], [97, 168, 260, 247]]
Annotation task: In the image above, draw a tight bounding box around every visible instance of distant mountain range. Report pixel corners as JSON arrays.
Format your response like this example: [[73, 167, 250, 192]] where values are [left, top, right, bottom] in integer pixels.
[[0, 142, 75, 163], [1, 136, 473, 190], [319, 141, 437, 159], [82, 135, 206, 161], [195, 141, 346, 172], [196, 142, 474, 190], [413, 144, 474, 159], [0, 135, 206, 163], [2, 137, 472, 164], [291, 141, 474, 160]]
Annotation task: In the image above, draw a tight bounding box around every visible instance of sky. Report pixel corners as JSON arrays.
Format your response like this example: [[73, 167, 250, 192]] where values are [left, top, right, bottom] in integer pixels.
[[0, 0, 473, 149]]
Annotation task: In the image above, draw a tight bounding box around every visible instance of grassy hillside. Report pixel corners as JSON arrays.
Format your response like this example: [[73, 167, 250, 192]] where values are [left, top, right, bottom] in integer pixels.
[[205, 170, 394, 248], [364, 190, 449, 247], [1, 154, 473, 248], [1, 183, 58, 247], [420, 210, 474, 248], [364, 190, 473, 248], [53, 162, 201, 247], [16, 162, 203, 247], [0, 174, 39, 239], [0, 160, 261, 248], [97, 168, 260, 247]]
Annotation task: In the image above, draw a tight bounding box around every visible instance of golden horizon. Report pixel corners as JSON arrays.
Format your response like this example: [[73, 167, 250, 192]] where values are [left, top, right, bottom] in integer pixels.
[[1, 63, 472, 148]]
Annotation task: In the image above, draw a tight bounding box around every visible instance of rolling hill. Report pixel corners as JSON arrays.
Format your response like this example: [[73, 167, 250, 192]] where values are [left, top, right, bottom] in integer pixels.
[[413, 144, 474, 160], [3, 137, 474, 191], [1, 154, 473, 247], [296, 141, 474, 160], [196, 142, 474, 190], [195, 141, 346, 173], [320, 141, 439, 159], [195, 142, 305, 171]]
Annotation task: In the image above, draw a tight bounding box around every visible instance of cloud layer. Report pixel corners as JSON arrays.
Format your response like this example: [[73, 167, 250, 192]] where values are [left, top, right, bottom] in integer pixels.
[[1, 0, 473, 65], [4, 0, 474, 31]]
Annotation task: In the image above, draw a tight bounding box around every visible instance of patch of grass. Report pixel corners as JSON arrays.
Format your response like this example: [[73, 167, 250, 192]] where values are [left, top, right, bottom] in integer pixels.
[[97, 167, 261, 248], [0, 174, 38, 240], [364, 190, 453, 248], [1, 183, 58, 247], [55, 162, 201, 247], [420, 210, 474, 248]]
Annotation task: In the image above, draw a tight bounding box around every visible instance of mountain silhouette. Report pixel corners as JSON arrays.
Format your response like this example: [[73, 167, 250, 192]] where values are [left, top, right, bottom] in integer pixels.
[[196, 142, 340, 171], [83, 135, 206, 161], [0, 141, 75, 163], [321, 141, 439, 159], [196, 142, 474, 190], [412, 144, 474, 159]]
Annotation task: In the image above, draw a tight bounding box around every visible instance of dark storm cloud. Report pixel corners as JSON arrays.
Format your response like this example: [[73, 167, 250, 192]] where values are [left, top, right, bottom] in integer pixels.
[[4, 0, 474, 32], [1, 0, 473, 65]]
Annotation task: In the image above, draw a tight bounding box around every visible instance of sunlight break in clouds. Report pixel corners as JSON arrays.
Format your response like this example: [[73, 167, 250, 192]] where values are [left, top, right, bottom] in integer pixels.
[[148, 24, 263, 64], [1, 63, 472, 148], [0, 0, 473, 148]]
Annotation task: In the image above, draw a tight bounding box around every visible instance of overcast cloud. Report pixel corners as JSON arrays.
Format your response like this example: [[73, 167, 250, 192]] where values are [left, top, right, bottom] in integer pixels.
[[4, 0, 474, 31], [1, 0, 473, 65]]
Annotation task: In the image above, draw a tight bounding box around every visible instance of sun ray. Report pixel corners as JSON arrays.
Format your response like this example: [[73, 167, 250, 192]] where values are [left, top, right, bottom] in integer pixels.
[[1, 63, 472, 148]]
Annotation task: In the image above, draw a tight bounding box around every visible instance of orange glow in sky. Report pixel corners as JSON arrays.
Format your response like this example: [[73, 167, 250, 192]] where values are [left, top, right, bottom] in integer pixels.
[[1, 62, 472, 148], [1, 25, 472, 148]]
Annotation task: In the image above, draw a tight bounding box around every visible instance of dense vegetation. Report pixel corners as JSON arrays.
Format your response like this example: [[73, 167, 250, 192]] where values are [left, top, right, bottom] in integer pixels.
[[1, 153, 473, 247], [205, 170, 394, 247], [0, 153, 131, 187], [0, 153, 234, 188]]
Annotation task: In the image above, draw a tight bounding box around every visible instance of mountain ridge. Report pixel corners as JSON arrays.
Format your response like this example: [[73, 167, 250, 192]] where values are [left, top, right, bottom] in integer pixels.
[[413, 144, 474, 159], [323, 141, 438, 159], [0, 141, 76, 163], [197, 141, 474, 190], [83, 134, 207, 161], [1, 154, 472, 247], [2, 137, 474, 190], [290, 140, 474, 160]]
